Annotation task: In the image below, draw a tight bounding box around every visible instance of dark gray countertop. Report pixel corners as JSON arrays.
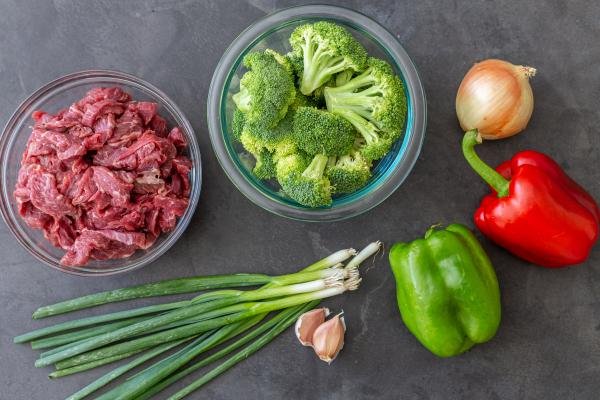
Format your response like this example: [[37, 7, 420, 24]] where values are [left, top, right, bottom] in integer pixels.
[[1, 1, 599, 399]]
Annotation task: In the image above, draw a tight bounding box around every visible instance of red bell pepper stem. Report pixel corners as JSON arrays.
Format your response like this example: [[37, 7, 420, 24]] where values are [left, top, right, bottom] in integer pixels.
[[462, 130, 510, 198]]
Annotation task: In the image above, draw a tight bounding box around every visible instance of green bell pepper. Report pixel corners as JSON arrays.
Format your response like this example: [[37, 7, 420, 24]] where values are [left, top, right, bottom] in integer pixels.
[[389, 223, 501, 357]]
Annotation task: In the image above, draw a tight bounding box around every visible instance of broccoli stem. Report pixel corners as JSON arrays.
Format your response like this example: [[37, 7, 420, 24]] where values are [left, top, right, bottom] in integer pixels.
[[301, 42, 347, 95], [330, 109, 380, 145], [302, 154, 328, 180], [327, 156, 337, 169], [326, 88, 381, 107], [329, 69, 374, 92], [324, 76, 382, 114], [337, 155, 353, 166], [335, 70, 353, 87]]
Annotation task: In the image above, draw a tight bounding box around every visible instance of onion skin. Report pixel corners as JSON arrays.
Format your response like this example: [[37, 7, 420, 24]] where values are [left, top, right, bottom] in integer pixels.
[[456, 59, 536, 140]]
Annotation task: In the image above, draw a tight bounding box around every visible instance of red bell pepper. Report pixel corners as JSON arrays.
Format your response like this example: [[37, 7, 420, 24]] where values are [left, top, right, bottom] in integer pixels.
[[462, 130, 599, 268]]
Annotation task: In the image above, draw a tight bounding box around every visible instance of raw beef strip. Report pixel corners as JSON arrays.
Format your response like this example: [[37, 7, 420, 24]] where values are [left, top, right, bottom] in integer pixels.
[[61, 229, 148, 267], [110, 108, 144, 147], [167, 127, 187, 148], [13, 87, 192, 267], [81, 100, 125, 127], [91, 166, 133, 208]]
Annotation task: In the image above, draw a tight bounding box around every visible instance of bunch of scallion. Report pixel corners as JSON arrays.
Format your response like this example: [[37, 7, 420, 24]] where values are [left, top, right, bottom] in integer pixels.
[[14, 242, 381, 400]]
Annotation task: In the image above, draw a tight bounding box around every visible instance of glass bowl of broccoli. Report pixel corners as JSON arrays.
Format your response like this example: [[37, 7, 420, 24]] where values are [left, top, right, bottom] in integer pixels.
[[207, 4, 426, 222]]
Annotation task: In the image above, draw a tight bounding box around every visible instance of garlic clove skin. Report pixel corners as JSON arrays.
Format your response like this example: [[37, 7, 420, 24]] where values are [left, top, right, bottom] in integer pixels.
[[312, 313, 346, 364], [295, 308, 330, 347]]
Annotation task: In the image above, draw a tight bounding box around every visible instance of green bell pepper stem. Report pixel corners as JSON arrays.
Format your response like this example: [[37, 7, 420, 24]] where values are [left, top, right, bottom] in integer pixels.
[[462, 130, 510, 197]]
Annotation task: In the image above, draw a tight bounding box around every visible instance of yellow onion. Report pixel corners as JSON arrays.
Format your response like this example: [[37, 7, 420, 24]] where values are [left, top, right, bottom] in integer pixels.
[[456, 59, 536, 139]]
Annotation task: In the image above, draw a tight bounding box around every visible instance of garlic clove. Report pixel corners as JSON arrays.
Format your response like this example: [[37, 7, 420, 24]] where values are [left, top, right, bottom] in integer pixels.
[[295, 308, 330, 347], [312, 313, 346, 364]]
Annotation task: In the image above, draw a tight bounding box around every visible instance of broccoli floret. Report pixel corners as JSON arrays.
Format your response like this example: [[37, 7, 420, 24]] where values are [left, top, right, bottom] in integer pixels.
[[241, 105, 304, 166], [265, 49, 294, 75], [280, 154, 332, 207], [275, 151, 312, 181], [286, 52, 304, 80], [272, 136, 298, 161], [239, 128, 276, 179], [239, 128, 264, 156], [290, 21, 368, 95], [343, 115, 393, 161], [326, 150, 372, 194], [292, 106, 355, 156], [253, 148, 277, 179], [240, 119, 300, 181], [232, 51, 296, 129], [239, 123, 277, 179], [231, 109, 246, 141], [244, 108, 293, 148], [324, 57, 407, 161], [290, 91, 319, 110]]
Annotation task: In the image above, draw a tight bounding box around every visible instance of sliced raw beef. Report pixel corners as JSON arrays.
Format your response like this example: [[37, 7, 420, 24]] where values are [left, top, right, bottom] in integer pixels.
[[14, 87, 192, 267]]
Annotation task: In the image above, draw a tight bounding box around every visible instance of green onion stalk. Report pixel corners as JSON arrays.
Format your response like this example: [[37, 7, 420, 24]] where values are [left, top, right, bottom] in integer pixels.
[[15, 301, 189, 344], [98, 302, 320, 400], [23, 248, 356, 322], [30, 315, 151, 350], [167, 243, 381, 399], [132, 305, 311, 400], [14, 245, 382, 400], [62, 314, 267, 400], [168, 303, 313, 400], [103, 243, 379, 400], [35, 272, 349, 368]]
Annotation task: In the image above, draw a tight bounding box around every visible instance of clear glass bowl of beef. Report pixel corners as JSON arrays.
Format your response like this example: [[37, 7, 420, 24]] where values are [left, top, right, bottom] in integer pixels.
[[207, 5, 426, 221], [0, 70, 201, 276]]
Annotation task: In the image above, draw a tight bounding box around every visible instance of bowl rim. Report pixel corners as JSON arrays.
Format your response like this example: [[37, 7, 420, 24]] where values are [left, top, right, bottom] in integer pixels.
[[0, 69, 202, 276], [207, 4, 427, 222]]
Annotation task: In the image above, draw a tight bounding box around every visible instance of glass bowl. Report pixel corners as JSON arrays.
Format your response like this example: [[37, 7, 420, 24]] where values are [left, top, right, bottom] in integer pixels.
[[208, 5, 426, 222], [0, 70, 202, 276]]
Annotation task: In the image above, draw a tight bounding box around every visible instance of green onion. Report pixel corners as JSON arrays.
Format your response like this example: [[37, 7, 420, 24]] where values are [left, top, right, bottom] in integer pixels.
[[40, 337, 95, 359], [125, 314, 264, 384], [32, 249, 356, 320], [345, 241, 381, 270], [301, 248, 357, 272], [16, 245, 377, 399], [50, 337, 191, 380], [36, 297, 239, 368], [60, 283, 355, 379], [15, 301, 189, 344], [94, 316, 267, 400], [30, 315, 150, 350], [168, 302, 318, 400], [31, 274, 270, 319], [133, 304, 312, 400], [53, 322, 215, 370], [60, 338, 190, 400], [36, 277, 345, 368], [53, 304, 262, 370], [189, 267, 346, 305], [161, 245, 378, 399], [52, 348, 148, 375]]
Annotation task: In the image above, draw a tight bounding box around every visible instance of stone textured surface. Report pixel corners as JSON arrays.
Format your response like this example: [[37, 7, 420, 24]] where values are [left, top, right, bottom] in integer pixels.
[[1, 1, 599, 399]]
